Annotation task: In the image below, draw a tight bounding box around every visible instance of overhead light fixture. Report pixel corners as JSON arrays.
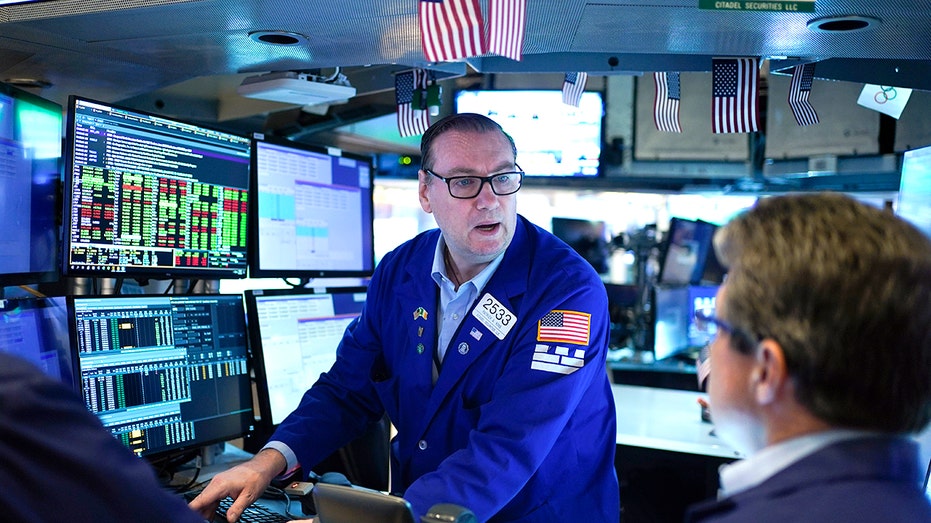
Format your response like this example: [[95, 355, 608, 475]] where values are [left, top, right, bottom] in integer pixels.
[[248, 30, 310, 46], [3, 78, 52, 88], [237, 71, 356, 106], [807, 15, 880, 33]]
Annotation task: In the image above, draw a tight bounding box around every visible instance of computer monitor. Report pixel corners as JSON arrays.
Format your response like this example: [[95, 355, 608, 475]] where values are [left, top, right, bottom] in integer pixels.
[[61, 96, 252, 280], [68, 294, 254, 460], [551, 217, 611, 274], [249, 135, 375, 279], [244, 286, 367, 427], [652, 284, 719, 362], [657, 218, 718, 286], [0, 82, 63, 286], [897, 144, 931, 239], [686, 285, 719, 348], [454, 89, 604, 177], [0, 296, 73, 387]]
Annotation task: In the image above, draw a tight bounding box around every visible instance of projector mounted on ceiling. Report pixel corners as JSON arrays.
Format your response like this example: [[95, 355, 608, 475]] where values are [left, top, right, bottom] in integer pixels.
[[237, 71, 357, 106]]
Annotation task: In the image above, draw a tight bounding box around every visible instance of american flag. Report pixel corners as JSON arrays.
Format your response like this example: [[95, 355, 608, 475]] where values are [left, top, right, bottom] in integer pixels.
[[396, 70, 430, 137], [486, 0, 526, 61], [653, 72, 682, 133], [420, 0, 485, 63], [537, 310, 591, 346], [788, 63, 820, 126], [562, 72, 588, 107], [696, 343, 711, 390], [711, 57, 759, 134]]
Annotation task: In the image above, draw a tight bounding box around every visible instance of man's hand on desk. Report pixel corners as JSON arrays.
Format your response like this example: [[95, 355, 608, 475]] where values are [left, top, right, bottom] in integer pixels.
[[188, 448, 287, 522]]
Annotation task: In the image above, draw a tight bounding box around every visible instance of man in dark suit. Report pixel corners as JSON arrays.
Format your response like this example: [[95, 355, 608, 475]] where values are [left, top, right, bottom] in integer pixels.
[[686, 193, 931, 522], [0, 353, 205, 522]]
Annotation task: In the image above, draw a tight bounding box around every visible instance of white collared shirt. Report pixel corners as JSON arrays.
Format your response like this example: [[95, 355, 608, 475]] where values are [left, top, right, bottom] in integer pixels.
[[430, 237, 504, 366], [718, 429, 878, 498]]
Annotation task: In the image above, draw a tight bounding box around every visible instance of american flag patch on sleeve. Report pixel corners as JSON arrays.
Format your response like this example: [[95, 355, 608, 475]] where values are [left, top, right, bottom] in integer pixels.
[[531, 344, 586, 375], [537, 310, 591, 345]]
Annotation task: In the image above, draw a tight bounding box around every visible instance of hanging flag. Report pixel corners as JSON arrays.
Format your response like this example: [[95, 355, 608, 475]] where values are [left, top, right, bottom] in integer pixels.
[[711, 57, 759, 133], [562, 72, 588, 107], [653, 72, 682, 133], [396, 70, 431, 137], [856, 83, 913, 120], [487, 0, 526, 61], [787, 63, 819, 126], [419, 0, 485, 63], [696, 342, 711, 390]]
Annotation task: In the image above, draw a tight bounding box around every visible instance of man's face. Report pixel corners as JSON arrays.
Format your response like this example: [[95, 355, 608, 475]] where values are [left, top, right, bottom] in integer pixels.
[[418, 129, 518, 269], [707, 283, 765, 455]]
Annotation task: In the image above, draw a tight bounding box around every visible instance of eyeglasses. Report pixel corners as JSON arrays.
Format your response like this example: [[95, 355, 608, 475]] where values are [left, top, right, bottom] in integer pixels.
[[693, 310, 737, 338], [424, 166, 524, 199], [694, 310, 757, 351]]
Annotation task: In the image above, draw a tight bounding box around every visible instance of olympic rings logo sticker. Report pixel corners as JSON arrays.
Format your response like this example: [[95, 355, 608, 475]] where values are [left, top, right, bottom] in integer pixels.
[[874, 86, 897, 104]]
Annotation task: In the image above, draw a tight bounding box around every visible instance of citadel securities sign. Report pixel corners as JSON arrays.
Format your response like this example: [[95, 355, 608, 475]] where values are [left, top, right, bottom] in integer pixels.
[[699, 0, 815, 11]]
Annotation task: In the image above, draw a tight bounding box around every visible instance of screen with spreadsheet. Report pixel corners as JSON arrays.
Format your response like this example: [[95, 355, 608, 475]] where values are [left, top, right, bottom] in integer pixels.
[[244, 287, 367, 426], [61, 96, 251, 279], [0, 297, 72, 387], [249, 135, 375, 279], [68, 294, 253, 458]]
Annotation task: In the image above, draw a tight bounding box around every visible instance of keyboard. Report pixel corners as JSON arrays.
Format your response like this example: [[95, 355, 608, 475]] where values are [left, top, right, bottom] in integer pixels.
[[184, 492, 292, 523], [214, 496, 292, 523]]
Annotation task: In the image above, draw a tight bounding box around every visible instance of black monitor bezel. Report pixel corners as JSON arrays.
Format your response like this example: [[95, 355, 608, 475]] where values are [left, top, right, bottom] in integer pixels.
[[248, 134, 376, 280], [0, 82, 63, 286], [243, 285, 368, 433], [66, 293, 255, 462], [60, 95, 252, 280]]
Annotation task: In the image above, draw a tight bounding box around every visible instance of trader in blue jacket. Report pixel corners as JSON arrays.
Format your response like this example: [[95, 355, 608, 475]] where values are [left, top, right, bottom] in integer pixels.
[[191, 113, 620, 522], [686, 193, 931, 522]]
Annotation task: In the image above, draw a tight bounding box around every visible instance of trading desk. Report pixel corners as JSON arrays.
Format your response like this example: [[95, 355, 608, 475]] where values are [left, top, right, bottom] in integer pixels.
[[613, 384, 742, 460], [612, 384, 742, 523]]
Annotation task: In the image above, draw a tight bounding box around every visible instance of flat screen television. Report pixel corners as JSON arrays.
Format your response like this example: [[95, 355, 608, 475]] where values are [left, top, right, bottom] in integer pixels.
[[243, 286, 367, 427], [551, 217, 611, 274], [68, 294, 254, 460], [454, 89, 604, 177], [61, 96, 252, 280], [0, 82, 63, 286], [652, 284, 719, 361], [0, 296, 73, 387], [656, 218, 719, 286], [897, 144, 931, 239], [249, 135, 375, 280]]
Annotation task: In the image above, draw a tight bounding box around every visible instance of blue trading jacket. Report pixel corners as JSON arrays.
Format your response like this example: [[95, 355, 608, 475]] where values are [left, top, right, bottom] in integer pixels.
[[272, 215, 619, 522]]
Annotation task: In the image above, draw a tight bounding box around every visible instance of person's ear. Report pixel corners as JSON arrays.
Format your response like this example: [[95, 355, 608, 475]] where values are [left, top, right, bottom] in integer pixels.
[[418, 170, 433, 214], [752, 339, 788, 405]]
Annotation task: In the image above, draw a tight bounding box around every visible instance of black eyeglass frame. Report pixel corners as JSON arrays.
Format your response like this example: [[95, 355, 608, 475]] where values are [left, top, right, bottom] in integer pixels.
[[424, 165, 524, 199]]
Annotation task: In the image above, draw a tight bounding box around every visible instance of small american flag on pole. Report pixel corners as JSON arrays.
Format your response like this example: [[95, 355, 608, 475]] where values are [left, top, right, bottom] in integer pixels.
[[419, 0, 485, 63], [562, 72, 588, 107], [396, 70, 430, 138], [697, 343, 711, 390], [788, 63, 820, 126], [486, 0, 526, 61], [653, 72, 682, 133], [712, 57, 759, 134], [537, 310, 591, 346]]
